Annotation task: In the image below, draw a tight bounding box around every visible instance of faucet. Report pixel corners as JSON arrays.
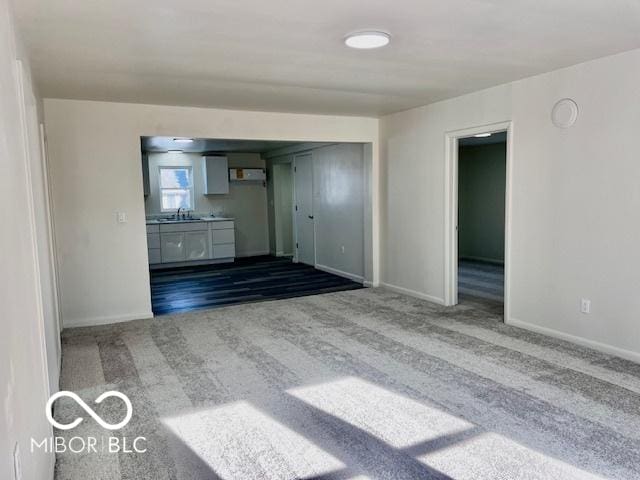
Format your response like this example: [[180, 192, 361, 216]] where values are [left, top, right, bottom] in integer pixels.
[[176, 207, 182, 220]]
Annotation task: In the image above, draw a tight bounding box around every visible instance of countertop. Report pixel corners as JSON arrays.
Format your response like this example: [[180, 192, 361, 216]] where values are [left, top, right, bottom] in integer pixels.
[[146, 217, 234, 225]]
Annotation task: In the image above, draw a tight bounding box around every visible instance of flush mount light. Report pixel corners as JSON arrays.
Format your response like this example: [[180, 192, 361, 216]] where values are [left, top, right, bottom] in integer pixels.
[[173, 138, 194, 143], [344, 31, 390, 49], [167, 149, 183, 153], [473, 133, 492, 138]]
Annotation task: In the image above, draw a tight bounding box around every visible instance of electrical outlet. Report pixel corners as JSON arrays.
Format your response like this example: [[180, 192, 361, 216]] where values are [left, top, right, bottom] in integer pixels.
[[581, 298, 591, 314], [13, 443, 22, 480], [340, 245, 345, 254], [117, 212, 127, 223]]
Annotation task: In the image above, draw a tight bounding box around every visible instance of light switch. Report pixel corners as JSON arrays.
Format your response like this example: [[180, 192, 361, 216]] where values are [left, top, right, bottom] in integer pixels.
[[117, 212, 127, 223]]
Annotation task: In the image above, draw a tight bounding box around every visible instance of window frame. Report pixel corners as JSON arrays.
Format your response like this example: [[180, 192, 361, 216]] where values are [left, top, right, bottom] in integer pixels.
[[158, 166, 194, 212]]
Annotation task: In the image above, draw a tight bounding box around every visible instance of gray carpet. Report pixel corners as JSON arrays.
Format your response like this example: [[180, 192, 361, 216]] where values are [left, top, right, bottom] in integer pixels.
[[55, 288, 640, 479]]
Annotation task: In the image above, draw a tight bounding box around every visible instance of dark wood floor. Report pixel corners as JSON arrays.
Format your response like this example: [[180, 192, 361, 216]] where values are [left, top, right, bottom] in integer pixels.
[[150, 255, 365, 315], [458, 258, 504, 303]]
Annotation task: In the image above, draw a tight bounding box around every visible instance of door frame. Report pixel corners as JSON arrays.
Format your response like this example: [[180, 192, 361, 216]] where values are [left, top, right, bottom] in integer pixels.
[[444, 120, 513, 320], [15, 60, 54, 398], [292, 152, 315, 265], [272, 162, 295, 257]]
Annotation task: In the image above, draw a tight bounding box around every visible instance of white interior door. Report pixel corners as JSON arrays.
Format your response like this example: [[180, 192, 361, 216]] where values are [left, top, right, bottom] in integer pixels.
[[294, 154, 315, 265], [16, 60, 60, 395]]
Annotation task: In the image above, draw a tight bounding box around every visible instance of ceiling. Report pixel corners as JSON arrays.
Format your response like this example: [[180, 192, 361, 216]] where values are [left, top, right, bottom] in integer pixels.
[[14, 0, 640, 117], [141, 137, 311, 154]]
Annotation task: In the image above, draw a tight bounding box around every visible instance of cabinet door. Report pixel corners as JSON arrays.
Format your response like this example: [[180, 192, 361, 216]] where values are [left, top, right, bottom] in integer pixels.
[[212, 243, 235, 259], [148, 249, 161, 264], [203, 156, 229, 194], [211, 228, 235, 245], [161, 232, 185, 263], [185, 231, 209, 260]]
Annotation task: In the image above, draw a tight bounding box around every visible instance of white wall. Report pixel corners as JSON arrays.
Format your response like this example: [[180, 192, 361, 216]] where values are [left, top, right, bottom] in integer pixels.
[[380, 48, 640, 361], [145, 152, 269, 256], [268, 143, 367, 281], [0, 1, 55, 478], [313, 144, 365, 281], [458, 143, 506, 263], [44, 99, 379, 327]]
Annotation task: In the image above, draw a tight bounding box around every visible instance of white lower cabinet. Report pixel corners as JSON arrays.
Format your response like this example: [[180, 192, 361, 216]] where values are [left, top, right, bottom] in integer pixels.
[[161, 232, 185, 263], [148, 249, 161, 264], [212, 243, 235, 259], [185, 231, 209, 260], [151, 220, 235, 265]]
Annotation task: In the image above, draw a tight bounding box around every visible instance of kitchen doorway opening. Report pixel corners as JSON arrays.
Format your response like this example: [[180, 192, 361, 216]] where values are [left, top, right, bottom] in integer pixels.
[[140, 137, 372, 315]]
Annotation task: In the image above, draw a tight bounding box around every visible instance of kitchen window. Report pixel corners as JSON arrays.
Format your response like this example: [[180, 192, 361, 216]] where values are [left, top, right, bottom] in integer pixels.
[[159, 166, 193, 211]]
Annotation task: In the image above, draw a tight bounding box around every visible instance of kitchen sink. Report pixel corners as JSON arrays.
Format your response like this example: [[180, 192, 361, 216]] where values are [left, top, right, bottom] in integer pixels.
[[157, 217, 205, 222]]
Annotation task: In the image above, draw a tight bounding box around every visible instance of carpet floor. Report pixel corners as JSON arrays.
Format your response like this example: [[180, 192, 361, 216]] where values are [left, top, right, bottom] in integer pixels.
[[150, 256, 364, 315], [56, 288, 640, 479]]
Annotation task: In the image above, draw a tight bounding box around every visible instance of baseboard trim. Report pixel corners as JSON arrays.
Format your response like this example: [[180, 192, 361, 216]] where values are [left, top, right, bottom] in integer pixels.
[[48, 449, 56, 480], [237, 250, 271, 258], [63, 311, 154, 329], [363, 280, 377, 288], [380, 282, 446, 305], [315, 264, 364, 283], [506, 317, 640, 364]]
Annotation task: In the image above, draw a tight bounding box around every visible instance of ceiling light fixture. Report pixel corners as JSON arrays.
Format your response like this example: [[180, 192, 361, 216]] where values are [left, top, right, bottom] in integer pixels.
[[167, 149, 183, 153], [344, 31, 390, 49], [173, 138, 194, 143], [473, 133, 492, 138]]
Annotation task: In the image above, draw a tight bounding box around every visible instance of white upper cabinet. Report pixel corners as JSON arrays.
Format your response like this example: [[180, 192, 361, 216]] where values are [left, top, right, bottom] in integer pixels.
[[203, 156, 229, 194]]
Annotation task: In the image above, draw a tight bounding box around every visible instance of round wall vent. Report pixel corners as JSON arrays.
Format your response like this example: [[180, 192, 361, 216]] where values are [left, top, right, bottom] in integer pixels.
[[551, 98, 578, 128]]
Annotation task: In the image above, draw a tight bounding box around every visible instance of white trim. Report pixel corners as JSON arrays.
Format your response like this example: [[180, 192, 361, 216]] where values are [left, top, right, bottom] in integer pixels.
[[315, 264, 364, 283], [444, 120, 513, 321], [64, 311, 154, 328], [380, 282, 446, 305], [363, 280, 375, 288], [15, 59, 52, 401], [39, 122, 62, 379], [506, 317, 640, 364]]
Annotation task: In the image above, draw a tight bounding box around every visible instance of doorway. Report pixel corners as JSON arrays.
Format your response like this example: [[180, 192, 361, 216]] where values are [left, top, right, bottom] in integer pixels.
[[458, 131, 506, 305], [445, 122, 512, 317], [271, 163, 295, 257], [294, 153, 315, 265]]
